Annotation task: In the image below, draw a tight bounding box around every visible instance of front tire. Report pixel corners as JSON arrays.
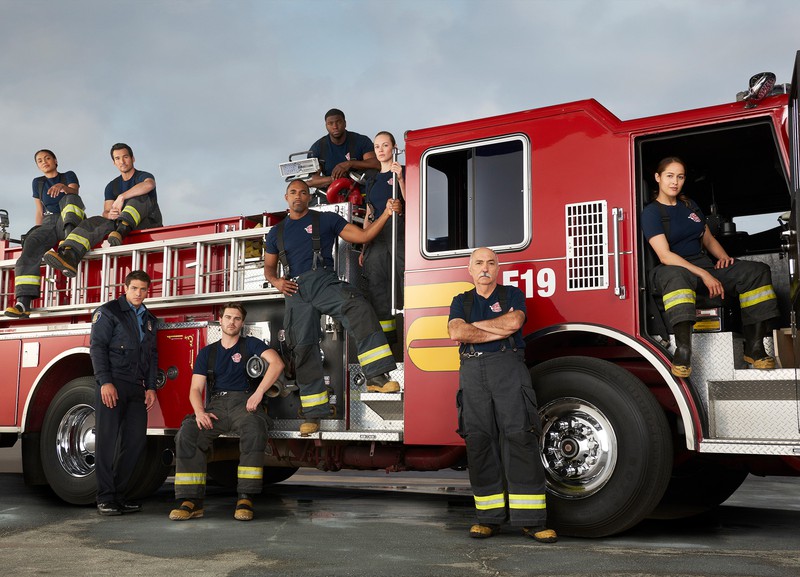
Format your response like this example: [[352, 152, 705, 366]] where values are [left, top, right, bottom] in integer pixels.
[[532, 356, 673, 537], [40, 377, 98, 505]]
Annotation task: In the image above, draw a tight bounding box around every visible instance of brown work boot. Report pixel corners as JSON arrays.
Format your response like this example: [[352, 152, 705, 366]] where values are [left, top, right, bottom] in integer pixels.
[[299, 418, 320, 436], [522, 526, 558, 543], [469, 523, 500, 539], [366, 373, 400, 393], [4, 302, 31, 319], [742, 321, 776, 369], [670, 321, 693, 378], [169, 499, 204, 521], [234, 494, 254, 521], [43, 247, 78, 278]]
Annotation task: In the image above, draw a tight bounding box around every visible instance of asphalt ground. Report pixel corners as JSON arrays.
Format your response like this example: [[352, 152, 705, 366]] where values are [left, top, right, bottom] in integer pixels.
[[1, 445, 800, 577]]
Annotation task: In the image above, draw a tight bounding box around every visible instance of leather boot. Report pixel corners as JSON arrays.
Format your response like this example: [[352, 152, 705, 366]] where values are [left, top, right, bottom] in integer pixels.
[[743, 321, 776, 369], [671, 321, 694, 378]]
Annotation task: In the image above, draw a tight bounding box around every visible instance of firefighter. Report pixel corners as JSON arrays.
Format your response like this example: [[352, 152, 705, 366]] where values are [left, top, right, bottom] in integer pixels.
[[642, 156, 780, 377], [360, 131, 405, 356], [448, 247, 557, 543], [90, 270, 158, 516], [305, 108, 380, 191], [263, 179, 402, 436], [4, 149, 85, 318], [169, 302, 283, 522], [44, 143, 163, 277]]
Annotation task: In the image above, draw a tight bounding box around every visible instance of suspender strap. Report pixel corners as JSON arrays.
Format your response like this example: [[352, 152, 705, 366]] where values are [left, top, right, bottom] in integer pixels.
[[275, 219, 290, 278], [311, 211, 322, 270], [206, 337, 251, 396], [38, 173, 66, 204], [275, 211, 323, 277]]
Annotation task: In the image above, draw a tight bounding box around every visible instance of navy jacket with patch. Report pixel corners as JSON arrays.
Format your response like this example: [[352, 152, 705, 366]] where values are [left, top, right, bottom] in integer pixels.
[[90, 295, 158, 389]]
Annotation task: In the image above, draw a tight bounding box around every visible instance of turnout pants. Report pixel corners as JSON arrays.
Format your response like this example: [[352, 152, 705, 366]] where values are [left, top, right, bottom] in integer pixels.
[[653, 254, 779, 330], [363, 221, 405, 345], [285, 268, 396, 418], [174, 391, 269, 499], [95, 380, 147, 503], [62, 196, 161, 259], [14, 195, 86, 299], [457, 350, 547, 527]]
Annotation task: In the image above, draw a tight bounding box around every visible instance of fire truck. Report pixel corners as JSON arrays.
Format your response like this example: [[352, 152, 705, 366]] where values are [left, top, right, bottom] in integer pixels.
[[1, 53, 799, 538]]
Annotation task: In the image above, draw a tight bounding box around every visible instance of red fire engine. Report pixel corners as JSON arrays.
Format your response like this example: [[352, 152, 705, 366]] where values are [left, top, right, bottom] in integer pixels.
[[1, 53, 799, 538]]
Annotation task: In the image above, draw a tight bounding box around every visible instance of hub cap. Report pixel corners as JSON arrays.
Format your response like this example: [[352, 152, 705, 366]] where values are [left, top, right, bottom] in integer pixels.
[[55, 404, 96, 477]]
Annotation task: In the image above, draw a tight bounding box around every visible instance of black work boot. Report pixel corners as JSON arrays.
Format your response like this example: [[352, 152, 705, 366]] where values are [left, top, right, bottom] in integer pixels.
[[671, 321, 694, 378], [742, 321, 776, 369]]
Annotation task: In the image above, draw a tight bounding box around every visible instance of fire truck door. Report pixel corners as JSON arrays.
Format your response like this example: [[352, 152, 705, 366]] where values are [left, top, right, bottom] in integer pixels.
[[0, 340, 21, 426]]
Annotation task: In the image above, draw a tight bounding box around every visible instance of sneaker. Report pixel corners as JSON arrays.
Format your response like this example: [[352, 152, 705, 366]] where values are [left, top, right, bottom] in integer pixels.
[[522, 526, 558, 543], [234, 495, 254, 521], [43, 248, 78, 278], [107, 231, 124, 247], [169, 499, 204, 521], [4, 303, 30, 319], [469, 523, 500, 539], [366, 373, 400, 393], [299, 418, 320, 436]]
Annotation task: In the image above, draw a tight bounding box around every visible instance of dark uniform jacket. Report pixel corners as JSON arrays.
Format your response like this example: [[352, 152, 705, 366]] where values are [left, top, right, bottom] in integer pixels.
[[90, 295, 158, 389]]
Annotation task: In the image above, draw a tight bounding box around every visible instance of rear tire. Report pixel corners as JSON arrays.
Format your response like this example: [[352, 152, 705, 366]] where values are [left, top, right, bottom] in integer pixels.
[[532, 356, 673, 537], [126, 437, 173, 500]]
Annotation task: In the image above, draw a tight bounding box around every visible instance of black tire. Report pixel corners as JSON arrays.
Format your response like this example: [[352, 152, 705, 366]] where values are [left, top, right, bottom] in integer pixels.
[[532, 356, 673, 537], [126, 436, 173, 500], [656, 455, 749, 516], [40, 377, 98, 505], [208, 460, 298, 488]]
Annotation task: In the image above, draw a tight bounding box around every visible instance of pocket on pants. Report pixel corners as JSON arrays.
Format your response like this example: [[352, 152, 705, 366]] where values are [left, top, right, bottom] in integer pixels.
[[455, 388, 466, 439], [521, 385, 542, 438]]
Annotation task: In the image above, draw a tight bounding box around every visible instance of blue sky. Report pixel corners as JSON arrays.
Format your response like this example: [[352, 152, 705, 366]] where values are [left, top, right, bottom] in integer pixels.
[[1, 0, 799, 235]]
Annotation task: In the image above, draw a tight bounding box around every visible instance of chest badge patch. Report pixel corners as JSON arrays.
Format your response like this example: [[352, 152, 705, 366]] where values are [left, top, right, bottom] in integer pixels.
[[232, 353, 242, 363], [490, 302, 502, 313], [688, 212, 702, 223], [304, 224, 313, 234]]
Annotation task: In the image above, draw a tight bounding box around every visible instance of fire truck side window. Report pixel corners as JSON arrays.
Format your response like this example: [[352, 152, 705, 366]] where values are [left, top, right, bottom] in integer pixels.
[[423, 136, 528, 256]]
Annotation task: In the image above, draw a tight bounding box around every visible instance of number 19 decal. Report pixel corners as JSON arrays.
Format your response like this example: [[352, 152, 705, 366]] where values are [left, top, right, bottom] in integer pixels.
[[503, 268, 556, 298]]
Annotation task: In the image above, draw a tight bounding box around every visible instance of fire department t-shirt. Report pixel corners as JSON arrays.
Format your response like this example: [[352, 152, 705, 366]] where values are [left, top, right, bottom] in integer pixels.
[[641, 201, 706, 258], [264, 211, 347, 277], [308, 131, 374, 177], [193, 336, 269, 392], [449, 284, 526, 353], [32, 171, 79, 215], [104, 170, 158, 203], [366, 167, 405, 216]]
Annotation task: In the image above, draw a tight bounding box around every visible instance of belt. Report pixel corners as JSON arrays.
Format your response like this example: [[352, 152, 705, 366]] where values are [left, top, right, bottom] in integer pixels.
[[460, 351, 483, 358], [211, 390, 249, 397]]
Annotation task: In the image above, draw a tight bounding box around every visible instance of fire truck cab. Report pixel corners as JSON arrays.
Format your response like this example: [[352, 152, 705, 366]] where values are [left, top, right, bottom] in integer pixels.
[[1, 52, 799, 538]]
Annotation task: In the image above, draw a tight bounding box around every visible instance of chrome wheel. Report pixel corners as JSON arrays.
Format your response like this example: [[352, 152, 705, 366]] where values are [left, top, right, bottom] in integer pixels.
[[54, 403, 96, 477]]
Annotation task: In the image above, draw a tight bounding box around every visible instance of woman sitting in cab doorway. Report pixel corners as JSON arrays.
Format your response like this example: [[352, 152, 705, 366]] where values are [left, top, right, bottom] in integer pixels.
[[641, 156, 779, 377]]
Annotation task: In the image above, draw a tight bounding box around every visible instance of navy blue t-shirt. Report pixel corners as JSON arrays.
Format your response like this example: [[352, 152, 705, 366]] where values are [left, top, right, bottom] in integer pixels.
[[366, 167, 405, 216], [449, 284, 526, 353], [104, 170, 157, 203], [193, 336, 270, 392], [265, 210, 348, 277], [641, 201, 706, 258], [309, 131, 374, 177], [32, 171, 79, 215]]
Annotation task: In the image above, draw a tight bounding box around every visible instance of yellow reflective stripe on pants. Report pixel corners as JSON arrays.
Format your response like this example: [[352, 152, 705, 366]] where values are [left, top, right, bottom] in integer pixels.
[[237, 466, 263, 480], [174, 473, 207, 485], [15, 275, 40, 286], [358, 344, 393, 366], [65, 232, 91, 251], [739, 284, 777, 308], [508, 493, 546, 510], [122, 204, 142, 226], [663, 288, 695, 311], [379, 319, 396, 332], [61, 204, 85, 220], [474, 493, 506, 510], [301, 391, 329, 408]]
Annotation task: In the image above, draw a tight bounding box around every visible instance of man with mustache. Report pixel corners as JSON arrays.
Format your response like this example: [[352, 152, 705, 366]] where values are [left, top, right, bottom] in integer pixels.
[[448, 247, 557, 543]]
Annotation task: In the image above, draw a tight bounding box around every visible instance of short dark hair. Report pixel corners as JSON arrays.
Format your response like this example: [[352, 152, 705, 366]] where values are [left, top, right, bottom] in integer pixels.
[[324, 108, 345, 121], [125, 270, 151, 287], [220, 302, 247, 320], [286, 179, 310, 193], [34, 149, 57, 162], [110, 143, 133, 159]]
